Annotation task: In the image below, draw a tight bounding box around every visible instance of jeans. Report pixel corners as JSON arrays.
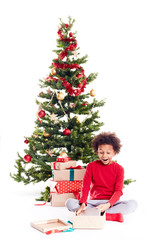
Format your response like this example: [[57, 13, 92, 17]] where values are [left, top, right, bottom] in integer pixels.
[[65, 198, 138, 215]]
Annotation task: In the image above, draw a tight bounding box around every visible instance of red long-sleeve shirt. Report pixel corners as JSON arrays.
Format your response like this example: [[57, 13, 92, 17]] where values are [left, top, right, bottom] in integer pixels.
[[79, 160, 124, 206]]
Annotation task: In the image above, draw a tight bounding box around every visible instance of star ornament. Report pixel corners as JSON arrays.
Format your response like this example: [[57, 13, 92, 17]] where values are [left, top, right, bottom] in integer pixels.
[[50, 113, 59, 123], [46, 149, 54, 157], [33, 134, 38, 138], [47, 88, 52, 96], [73, 50, 78, 58], [70, 103, 76, 108]]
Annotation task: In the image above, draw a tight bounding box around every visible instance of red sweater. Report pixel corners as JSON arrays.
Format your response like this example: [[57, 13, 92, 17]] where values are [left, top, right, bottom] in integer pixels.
[[79, 160, 124, 206]]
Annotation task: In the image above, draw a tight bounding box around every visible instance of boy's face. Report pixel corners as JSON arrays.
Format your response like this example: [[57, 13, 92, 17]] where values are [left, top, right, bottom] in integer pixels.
[[97, 144, 116, 165]]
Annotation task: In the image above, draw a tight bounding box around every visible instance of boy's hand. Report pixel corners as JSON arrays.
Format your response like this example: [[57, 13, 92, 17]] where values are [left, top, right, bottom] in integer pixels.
[[96, 202, 111, 212], [76, 203, 86, 215]]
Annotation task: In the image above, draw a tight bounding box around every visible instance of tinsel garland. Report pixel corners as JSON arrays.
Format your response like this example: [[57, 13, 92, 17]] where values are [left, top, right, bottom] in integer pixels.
[[51, 24, 87, 96]]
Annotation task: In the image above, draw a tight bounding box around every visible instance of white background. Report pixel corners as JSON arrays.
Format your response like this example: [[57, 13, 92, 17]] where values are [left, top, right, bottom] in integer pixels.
[[0, 0, 160, 239]]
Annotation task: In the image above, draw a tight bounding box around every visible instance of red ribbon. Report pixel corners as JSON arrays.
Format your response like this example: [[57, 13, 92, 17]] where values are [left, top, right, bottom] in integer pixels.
[[53, 163, 83, 170], [66, 165, 83, 169], [38, 118, 42, 124], [53, 162, 56, 169], [46, 230, 53, 235], [56, 157, 71, 162], [34, 192, 53, 206], [34, 191, 57, 206], [34, 202, 47, 206], [46, 229, 63, 235]]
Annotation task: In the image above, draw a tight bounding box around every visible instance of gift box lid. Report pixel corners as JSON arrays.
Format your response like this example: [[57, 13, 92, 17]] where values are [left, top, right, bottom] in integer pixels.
[[31, 219, 71, 233]]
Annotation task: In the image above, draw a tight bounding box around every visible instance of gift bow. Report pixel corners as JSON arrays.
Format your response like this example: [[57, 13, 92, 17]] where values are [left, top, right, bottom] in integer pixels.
[[66, 165, 83, 169], [53, 162, 83, 170], [56, 157, 71, 162]]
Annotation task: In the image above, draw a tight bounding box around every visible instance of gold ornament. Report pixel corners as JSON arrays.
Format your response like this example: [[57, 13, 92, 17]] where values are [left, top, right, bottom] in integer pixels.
[[57, 92, 65, 101], [43, 131, 51, 137], [51, 68, 56, 75], [60, 152, 68, 157], [33, 146, 36, 151], [75, 116, 80, 123], [90, 89, 96, 97]]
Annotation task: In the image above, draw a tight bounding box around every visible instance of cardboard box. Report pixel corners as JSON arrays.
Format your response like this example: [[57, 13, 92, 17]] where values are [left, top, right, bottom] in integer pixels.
[[50, 179, 83, 194], [52, 168, 86, 181], [51, 192, 80, 207], [51, 160, 77, 170], [73, 207, 105, 229], [31, 219, 71, 233]]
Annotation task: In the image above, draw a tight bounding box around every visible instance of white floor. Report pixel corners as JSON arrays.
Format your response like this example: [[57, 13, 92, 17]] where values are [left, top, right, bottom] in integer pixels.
[[1, 177, 158, 240], [1, 1, 160, 238]]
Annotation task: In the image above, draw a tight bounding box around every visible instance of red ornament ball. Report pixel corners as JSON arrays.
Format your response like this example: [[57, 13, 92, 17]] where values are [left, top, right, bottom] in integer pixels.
[[38, 110, 45, 118], [24, 139, 29, 144], [24, 154, 32, 162], [63, 128, 71, 136]]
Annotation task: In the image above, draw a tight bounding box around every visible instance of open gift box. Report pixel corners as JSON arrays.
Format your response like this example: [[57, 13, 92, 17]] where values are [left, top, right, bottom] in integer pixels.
[[73, 207, 105, 229]]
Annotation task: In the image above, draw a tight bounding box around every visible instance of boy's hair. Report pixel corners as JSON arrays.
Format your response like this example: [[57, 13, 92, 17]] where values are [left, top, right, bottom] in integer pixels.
[[91, 132, 122, 154]]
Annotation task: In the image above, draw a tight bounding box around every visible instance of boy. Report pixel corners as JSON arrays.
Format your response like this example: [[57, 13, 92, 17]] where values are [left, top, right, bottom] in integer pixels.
[[65, 132, 137, 222]]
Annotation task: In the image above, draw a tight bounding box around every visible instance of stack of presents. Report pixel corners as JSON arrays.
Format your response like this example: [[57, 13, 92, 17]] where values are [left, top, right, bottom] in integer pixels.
[[49, 152, 86, 207], [31, 152, 106, 233]]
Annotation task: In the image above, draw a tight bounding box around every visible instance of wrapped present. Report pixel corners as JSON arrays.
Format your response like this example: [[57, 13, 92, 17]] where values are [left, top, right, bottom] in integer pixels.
[[49, 180, 57, 193], [50, 179, 83, 194], [56, 157, 71, 162], [52, 167, 86, 181], [51, 192, 81, 207], [51, 160, 77, 170]]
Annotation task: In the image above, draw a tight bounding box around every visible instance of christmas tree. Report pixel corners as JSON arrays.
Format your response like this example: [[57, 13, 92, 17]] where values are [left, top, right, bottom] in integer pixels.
[[11, 17, 105, 185], [11, 17, 135, 200]]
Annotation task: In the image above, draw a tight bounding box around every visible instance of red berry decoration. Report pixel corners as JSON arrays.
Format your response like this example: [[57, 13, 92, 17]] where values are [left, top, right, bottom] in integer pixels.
[[82, 101, 88, 106], [78, 83, 82, 88], [76, 74, 83, 78], [63, 128, 71, 136], [24, 139, 29, 144], [38, 110, 45, 118], [24, 154, 32, 162]]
